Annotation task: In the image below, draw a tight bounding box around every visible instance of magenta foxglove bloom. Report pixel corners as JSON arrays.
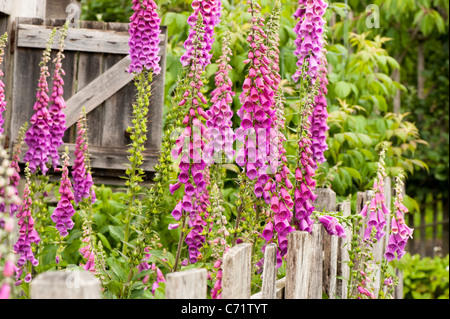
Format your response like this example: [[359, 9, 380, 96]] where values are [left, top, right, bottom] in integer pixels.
[[23, 51, 53, 175], [13, 179, 41, 284], [0, 36, 6, 136], [318, 215, 346, 238], [235, 2, 277, 197], [0, 283, 11, 299], [384, 181, 413, 261], [292, 0, 328, 82], [51, 154, 76, 238], [293, 133, 318, 233], [204, 32, 235, 164], [128, 0, 162, 74], [170, 15, 211, 264], [71, 118, 95, 204], [361, 177, 389, 242], [48, 49, 67, 169], [309, 54, 329, 167], [180, 0, 222, 69]]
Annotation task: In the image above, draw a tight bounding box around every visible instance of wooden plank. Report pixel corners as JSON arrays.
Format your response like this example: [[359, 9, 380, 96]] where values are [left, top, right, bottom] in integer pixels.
[[322, 225, 338, 299], [165, 268, 207, 299], [285, 225, 323, 299], [313, 188, 336, 212], [251, 277, 285, 299], [73, 20, 105, 146], [336, 201, 351, 299], [63, 55, 134, 128], [19, 143, 159, 171], [30, 270, 101, 299], [222, 243, 252, 299], [17, 23, 166, 54], [100, 22, 134, 148], [261, 243, 277, 299]]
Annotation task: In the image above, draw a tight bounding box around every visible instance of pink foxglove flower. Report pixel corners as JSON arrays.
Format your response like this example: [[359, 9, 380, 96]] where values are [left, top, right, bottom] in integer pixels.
[[309, 53, 329, 166], [48, 25, 68, 169], [128, 0, 162, 74], [318, 215, 346, 238], [23, 38, 54, 175], [235, 1, 276, 197], [204, 31, 235, 163], [13, 171, 41, 284], [71, 117, 95, 204], [170, 14, 211, 264], [292, 0, 328, 82], [384, 174, 413, 261], [51, 153, 76, 238], [0, 33, 7, 136], [360, 145, 389, 242], [180, 0, 222, 69]]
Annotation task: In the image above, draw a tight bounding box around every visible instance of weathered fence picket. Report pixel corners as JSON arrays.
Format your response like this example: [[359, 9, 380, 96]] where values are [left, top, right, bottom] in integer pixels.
[[221, 243, 252, 299], [165, 268, 207, 299], [26, 186, 405, 299], [30, 270, 101, 299]]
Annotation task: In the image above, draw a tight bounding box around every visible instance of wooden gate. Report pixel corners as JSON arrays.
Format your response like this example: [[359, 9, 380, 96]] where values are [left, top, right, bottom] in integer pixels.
[[8, 17, 167, 184]]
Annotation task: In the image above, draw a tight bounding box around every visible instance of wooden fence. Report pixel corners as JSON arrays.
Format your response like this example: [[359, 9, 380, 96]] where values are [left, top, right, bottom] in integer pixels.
[[406, 193, 449, 258], [30, 180, 404, 299]]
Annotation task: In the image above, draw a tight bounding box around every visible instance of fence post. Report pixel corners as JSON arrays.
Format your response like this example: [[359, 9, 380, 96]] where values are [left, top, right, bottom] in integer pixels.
[[30, 270, 101, 299], [165, 268, 207, 299], [285, 224, 323, 299], [313, 188, 337, 212], [336, 201, 351, 299], [315, 188, 338, 299], [222, 243, 252, 299], [261, 243, 277, 299]]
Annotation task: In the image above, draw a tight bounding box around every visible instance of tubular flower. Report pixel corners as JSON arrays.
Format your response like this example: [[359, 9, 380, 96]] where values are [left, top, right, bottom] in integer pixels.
[[23, 29, 57, 175], [128, 0, 162, 74], [170, 14, 211, 264], [235, 0, 277, 198], [48, 23, 69, 169], [180, 0, 222, 69], [51, 152, 76, 238], [71, 114, 96, 204], [204, 31, 235, 164], [13, 166, 41, 285], [292, 0, 328, 82], [292, 97, 317, 233], [384, 172, 413, 261], [309, 53, 329, 167], [0, 124, 27, 221], [257, 0, 293, 264], [0, 33, 7, 136], [360, 144, 389, 242], [318, 215, 346, 238]]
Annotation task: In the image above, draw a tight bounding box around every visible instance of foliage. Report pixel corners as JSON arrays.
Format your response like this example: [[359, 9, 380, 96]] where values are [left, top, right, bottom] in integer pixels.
[[393, 253, 449, 299]]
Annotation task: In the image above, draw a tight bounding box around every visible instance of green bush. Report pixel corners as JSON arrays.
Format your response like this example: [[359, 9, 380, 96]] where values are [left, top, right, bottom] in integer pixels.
[[393, 253, 449, 299]]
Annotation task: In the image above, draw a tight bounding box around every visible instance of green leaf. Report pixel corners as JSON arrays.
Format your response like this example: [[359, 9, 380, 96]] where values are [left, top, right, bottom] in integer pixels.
[[106, 257, 129, 282], [343, 167, 362, 183], [109, 225, 125, 243], [97, 232, 112, 251], [334, 81, 352, 99]]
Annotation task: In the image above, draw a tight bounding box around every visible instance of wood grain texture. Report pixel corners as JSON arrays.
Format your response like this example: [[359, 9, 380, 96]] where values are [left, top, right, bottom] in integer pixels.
[[165, 268, 207, 299], [222, 243, 252, 299], [322, 225, 338, 299], [30, 270, 101, 299], [336, 201, 351, 299], [63, 55, 134, 128], [17, 23, 166, 54], [285, 225, 323, 299], [261, 243, 277, 299], [314, 188, 337, 212]]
